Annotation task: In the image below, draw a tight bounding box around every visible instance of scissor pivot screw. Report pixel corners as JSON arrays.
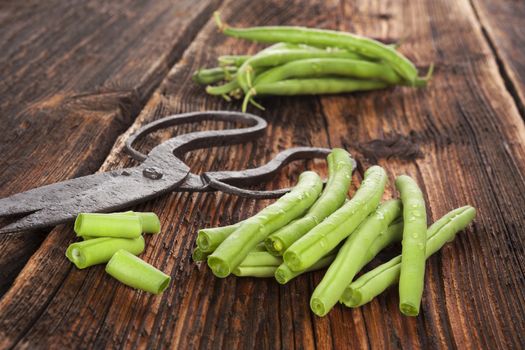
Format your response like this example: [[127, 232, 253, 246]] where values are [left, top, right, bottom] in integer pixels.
[[142, 167, 163, 180]]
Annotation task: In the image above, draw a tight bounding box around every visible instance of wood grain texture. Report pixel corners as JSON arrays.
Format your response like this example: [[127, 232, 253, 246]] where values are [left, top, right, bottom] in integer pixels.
[[471, 0, 525, 116], [0, 0, 219, 295], [1, 0, 525, 348]]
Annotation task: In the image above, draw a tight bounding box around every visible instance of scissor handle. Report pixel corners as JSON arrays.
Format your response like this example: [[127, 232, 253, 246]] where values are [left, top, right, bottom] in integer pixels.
[[125, 111, 267, 162], [202, 147, 332, 198]]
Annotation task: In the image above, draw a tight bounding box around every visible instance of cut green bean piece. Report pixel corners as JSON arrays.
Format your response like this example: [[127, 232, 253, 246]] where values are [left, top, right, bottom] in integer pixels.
[[342, 206, 476, 308], [215, 12, 419, 83], [255, 58, 402, 85], [208, 171, 323, 278], [197, 222, 242, 253], [66, 236, 145, 269], [284, 166, 387, 272], [265, 148, 355, 255], [310, 199, 402, 316], [105, 249, 171, 294], [396, 175, 428, 316], [74, 213, 143, 238], [134, 212, 161, 234]]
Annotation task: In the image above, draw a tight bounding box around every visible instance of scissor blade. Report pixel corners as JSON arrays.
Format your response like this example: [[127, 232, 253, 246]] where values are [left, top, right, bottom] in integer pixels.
[[0, 172, 117, 217], [0, 163, 189, 234]]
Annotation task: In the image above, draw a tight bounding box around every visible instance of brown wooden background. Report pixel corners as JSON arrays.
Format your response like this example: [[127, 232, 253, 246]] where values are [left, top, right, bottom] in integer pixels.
[[1, 0, 524, 348]]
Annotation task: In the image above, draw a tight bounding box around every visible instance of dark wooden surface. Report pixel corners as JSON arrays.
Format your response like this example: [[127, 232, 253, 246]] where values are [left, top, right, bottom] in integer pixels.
[[0, 0, 524, 348], [0, 0, 220, 295]]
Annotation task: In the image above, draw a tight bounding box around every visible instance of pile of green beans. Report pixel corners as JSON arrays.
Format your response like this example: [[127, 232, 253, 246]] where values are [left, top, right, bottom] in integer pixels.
[[192, 12, 433, 112], [65, 211, 171, 295], [192, 148, 476, 317]]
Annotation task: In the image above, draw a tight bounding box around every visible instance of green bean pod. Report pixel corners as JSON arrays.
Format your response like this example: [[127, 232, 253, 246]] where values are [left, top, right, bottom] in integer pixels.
[[206, 79, 241, 96], [236, 48, 365, 94], [66, 236, 145, 269], [232, 251, 283, 277], [196, 222, 242, 253], [105, 250, 171, 294], [396, 175, 428, 316], [342, 206, 476, 307], [215, 12, 419, 83], [250, 78, 388, 96], [255, 58, 402, 85], [275, 221, 403, 285], [208, 171, 323, 278], [310, 199, 402, 316], [218, 55, 252, 67], [192, 66, 238, 85], [74, 213, 143, 239], [283, 166, 387, 272], [265, 148, 355, 255], [275, 253, 336, 284], [243, 78, 387, 112]]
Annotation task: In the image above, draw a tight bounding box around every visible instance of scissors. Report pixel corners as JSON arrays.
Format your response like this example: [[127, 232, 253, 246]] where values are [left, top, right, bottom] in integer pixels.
[[0, 111, 330, 234]]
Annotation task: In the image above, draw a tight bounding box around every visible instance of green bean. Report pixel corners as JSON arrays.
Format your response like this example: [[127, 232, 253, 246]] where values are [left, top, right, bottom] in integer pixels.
[[74, 213, 143, 239], [196, 222, 242, 253], [255, 58, 402, 86], [236, 48, 366, 96], [275, 253, 336, 284], [106, 250, 171, 294], [342, 206, 476, 307], [232, 251, 283, 277], [233, 266, 277, 278], [283, 166, 387, 272], [310, 199, 402, 316], [396, 175, 428, 316], [81, 211, 160, 235], [249, 78, 388, 96], [192, 66, 238, 85], [242, 78, 387, 112], [218, 55, 252, 67], [265, 148, 355, 255], [66, 236, 145, 269], [208, 171, 323, 278], [275, 222, 403, 285], [206, 79, 241, 96], [215, 12, 419, 84]]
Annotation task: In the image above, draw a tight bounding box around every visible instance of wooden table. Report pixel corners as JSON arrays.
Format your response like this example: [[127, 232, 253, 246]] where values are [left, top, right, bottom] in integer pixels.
[[1, 0, 524, 348]]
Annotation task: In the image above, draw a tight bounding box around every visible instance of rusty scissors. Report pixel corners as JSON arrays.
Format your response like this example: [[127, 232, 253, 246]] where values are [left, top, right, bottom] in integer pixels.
[[0, 111, 330, 234]]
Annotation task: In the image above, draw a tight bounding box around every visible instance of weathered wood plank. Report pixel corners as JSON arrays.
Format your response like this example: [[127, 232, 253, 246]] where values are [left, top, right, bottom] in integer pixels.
[[1, 0, 525, 348], [0, 0, 219, 294], [471, 0, 525, 116]]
